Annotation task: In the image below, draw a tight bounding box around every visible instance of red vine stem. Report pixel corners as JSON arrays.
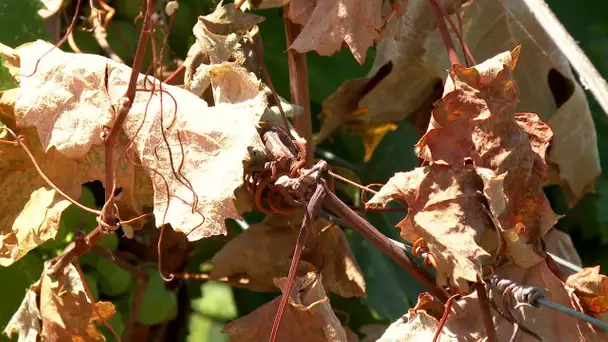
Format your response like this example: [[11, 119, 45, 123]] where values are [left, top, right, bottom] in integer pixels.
[[283, 5, 313, 166], [433, 293, 461, 341], [428, 0, 460, 65], [432, 0, 476, 65], [270, 184, 326, 342], [322, 184, 448, 302], [47, 0, 156, 276], [101, 0, 155, 227]]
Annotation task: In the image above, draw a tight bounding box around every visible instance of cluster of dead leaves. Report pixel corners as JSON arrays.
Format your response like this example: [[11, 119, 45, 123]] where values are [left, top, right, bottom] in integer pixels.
[[243, 0, 407, 65], [316, 0, 600, 206], [4, 261, 115, 341], [0, 3, 367, 341], [364, 47, 608, 340]]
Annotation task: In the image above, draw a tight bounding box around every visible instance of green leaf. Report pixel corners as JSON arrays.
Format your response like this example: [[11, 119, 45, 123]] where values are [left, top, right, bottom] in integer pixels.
[[191, 281, 238, 321], [186, 313, 229, 342], [0, 0, 48, 90]]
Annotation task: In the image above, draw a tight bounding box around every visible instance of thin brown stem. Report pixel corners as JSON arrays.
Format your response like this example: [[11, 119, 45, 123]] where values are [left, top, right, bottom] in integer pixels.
[[433, 294, 461, 341], [428, 0, 459, 65], [433, 0, 476, 65], [283, 7, 312, 166], [476, 282, 497, 342], [328, 169, 378, 195], [163, 64, 185, 84], [322, 185, 447, 302], [101, 0, 155, 226], [270, 184, 326, 342]]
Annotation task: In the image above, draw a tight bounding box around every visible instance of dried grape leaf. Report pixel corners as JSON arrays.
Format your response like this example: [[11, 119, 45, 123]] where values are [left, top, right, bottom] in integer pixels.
[[4, 40, 266, 241], [184, 4, 263, 88], [211, 213, 365, 297], [3, 287, 41, 342], [367, 163, 491, 291], [223, 272, 347, 341], [319, 0, 599, 197], [4, 262, 115, 341], [417, 48, 559, 268], [382, 262, 607, 341], [567, 266, 608, 316], [0, 97, 146, 265], [288, 0, 406, 65]]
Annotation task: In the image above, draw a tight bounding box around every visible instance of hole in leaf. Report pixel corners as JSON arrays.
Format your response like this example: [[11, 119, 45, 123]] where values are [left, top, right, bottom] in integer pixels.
[[548, 68, 574, 109], [83, 180, 123, 208]]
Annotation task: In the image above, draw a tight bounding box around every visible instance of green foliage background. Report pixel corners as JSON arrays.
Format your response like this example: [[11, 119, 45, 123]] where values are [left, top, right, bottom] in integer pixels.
[[0, 0, 607, 341]]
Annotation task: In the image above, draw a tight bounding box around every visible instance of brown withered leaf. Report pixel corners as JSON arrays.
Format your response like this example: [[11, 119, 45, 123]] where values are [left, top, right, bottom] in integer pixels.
[[366, 163, 491, 291], [210, 213, 365, 298], [3, 286, 41, 342], [417, 48, 560, 269], [319, 0, 599, 199], [288, 0, 406, 65], [184, 4, 263, 87], [382, 262, 607, 341], [223, 272, 347, 341], [5, 262, 115, 341], [6, 40, 266, 241], [0, 90, 149, 266], [567, 266, 608, 317]]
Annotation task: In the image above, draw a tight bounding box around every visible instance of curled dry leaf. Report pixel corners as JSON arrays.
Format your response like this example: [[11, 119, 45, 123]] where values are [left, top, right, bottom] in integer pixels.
[[4, 261, 115, 341], [3, 287, 40, 342], [380, 262, 607, 341], [287, 0, 407, 65], [5, 40, 266, 241], [319, 0, 599, 200], [0, 90, 150, 266], [418, 48, 559, 268], [184, 4, 264, 87], [223, 272, 347, 341], [189, 62, 262, 104], [210, 213, 365, 298], [567, 266, 608, 320], [366, 163, 491, 291]]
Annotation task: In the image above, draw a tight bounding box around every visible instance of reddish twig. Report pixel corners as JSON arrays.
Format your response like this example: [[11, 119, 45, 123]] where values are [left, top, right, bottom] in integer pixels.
[[101, 0, 155, 227], [476, 282, 497, 342], [283, 6, 312, 166], [163, 64, 185, 84], [270, 184, 326, 342], [427, 0, 459, 65], [432, 0, 476, 65], [433, 293, 461, 342], [322, 185, 447, 301]]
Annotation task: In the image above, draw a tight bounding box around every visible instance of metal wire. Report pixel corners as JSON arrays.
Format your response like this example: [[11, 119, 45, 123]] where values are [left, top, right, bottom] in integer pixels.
[[488, 274, 608, 331], [321, 211, 606, 332]]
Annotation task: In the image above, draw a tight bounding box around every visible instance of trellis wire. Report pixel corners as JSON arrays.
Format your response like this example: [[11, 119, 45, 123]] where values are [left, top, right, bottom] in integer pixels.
[[320, 211, 607, 332], [488, 274, 608, 331]]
